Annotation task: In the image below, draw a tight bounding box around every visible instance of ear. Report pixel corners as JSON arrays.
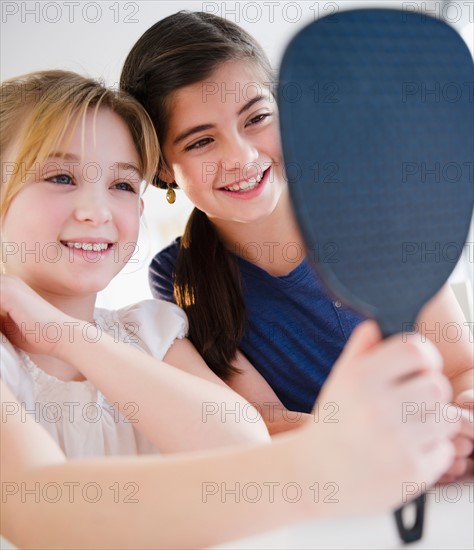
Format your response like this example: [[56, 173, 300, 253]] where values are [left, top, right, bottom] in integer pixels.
[[139, 197, 144, 216], [158, 163, 175, 184]]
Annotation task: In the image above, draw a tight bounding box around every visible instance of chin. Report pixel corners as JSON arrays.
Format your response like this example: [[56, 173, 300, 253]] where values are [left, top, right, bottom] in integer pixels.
[[60, 278, 111, 296], [237, 204, 280, 223]]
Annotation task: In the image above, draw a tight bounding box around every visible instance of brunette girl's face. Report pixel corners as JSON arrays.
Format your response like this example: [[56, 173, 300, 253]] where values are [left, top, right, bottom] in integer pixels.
[[1, 108, 143, 298], [161, 60, 286, 224]]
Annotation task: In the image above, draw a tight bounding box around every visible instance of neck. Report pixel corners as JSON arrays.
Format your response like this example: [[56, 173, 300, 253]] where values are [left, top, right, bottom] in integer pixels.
[[211, 188, 306, 276], [35, 290, 97, 323]]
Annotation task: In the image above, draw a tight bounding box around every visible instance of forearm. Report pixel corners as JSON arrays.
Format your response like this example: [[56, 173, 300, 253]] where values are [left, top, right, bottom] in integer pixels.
[[261, 404, 313, 435], [4, 433, 324, 550], [57, 324, 270, 452], [226, 351, 313, 435], [1, 380, 308, 549], [417, 284, 473, 395], [4, 321, 457, 548]]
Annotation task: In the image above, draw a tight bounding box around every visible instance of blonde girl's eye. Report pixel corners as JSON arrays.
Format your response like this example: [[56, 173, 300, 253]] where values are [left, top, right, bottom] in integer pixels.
[[112, 181, 138, 193], [47, 174, 74, 186]]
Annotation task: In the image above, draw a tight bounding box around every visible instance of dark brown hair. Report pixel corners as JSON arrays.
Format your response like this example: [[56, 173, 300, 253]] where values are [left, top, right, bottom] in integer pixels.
[[120, 11, 274, 378]]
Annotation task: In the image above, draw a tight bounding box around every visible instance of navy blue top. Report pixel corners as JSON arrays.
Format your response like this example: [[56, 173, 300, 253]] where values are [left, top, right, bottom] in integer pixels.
[[149, 238, 364, 412]]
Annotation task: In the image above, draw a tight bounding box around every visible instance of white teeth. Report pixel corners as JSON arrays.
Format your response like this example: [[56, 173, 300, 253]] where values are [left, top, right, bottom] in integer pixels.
[[65, 242, 109, 252], [224, 172, 263, 192]]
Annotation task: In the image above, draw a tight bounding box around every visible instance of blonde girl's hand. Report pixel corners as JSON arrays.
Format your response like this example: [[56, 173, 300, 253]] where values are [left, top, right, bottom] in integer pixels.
[[455, 388, 474, 413], [437, 406, 473, 483], [0, 275, 75, 356], [304, 320, 459, 515], [438, 391, 474, 483]]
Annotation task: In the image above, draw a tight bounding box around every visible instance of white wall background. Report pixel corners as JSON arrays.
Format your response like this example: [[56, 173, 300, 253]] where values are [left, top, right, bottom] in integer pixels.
[[1, 0, 472, 310]]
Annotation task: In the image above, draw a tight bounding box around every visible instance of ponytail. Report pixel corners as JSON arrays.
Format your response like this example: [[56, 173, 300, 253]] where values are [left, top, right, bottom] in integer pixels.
[[174, 208, 245, 378]]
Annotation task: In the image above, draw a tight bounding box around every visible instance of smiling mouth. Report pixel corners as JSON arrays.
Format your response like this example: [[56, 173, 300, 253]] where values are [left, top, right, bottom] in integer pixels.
[[61, 241, 113, 252], [222, 168, 269, 192]]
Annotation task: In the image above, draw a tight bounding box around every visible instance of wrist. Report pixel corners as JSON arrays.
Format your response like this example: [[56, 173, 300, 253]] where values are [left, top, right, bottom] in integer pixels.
[[289, 421, 337, 519], [53, 318, 90, 361]]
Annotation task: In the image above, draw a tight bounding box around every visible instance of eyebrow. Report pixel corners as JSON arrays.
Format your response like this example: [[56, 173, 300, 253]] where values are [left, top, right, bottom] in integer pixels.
[[238, 95, 265, 116], [45, 153, 81, 162], [44, 155, 142, 177], [111, 162, 142, 178], [173, 95, 266, 145]]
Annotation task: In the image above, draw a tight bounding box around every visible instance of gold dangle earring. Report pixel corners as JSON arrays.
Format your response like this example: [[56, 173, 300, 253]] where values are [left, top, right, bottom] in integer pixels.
[[166, 184, 176, 204]]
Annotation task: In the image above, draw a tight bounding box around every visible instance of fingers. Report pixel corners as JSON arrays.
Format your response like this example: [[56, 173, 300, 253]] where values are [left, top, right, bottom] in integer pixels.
[[427, 408, 473, 483], [398, 369, 453, 408], [316, 318, 465, 513], [457, 408, 474, 441], [453, 432, 474, 459], [455, 388, 474, 411], [395, 376, 459, 448], [0, 275, 24, 317], [340, 321, 445, 386], [449, 411, 474, 478], [337, 319, 382, 361], [0, 314, 22, 348], [0, 276, 26, 346], [382, 335, 444, 384], [442, 457, 469, 481], [410, 439, 456, 490]]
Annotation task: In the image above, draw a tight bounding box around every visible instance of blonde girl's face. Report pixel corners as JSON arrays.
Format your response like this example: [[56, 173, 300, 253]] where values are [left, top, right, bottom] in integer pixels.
[[161, 59, 286, 224], [1, 107, 143, 298]]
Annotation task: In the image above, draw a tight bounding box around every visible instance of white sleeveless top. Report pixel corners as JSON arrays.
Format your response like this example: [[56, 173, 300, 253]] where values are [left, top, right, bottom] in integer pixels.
[[0, 299, 188, 458]]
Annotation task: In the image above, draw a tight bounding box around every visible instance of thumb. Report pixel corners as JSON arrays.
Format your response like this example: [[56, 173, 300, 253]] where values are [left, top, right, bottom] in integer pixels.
[[339, 320, 382, 362]]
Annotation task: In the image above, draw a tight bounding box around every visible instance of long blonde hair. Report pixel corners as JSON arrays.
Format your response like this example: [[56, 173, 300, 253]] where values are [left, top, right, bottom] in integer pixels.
[[1, 70, 160, 218]]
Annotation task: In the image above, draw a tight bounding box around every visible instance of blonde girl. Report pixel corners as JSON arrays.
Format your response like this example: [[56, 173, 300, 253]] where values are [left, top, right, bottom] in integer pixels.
[[0, 70, 269, 457]]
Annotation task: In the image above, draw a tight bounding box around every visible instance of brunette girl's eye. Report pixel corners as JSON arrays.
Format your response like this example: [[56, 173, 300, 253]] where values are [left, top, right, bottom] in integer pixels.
[[112, 181, 137, 193], [48, 174, 73, 185], [185, 137, 213, 151], [246, 113, 271, 127]]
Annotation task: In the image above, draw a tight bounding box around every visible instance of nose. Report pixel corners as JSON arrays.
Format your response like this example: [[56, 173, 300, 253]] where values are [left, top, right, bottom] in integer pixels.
[[221, 134, 259, 173], [73, 185, 112, 226]]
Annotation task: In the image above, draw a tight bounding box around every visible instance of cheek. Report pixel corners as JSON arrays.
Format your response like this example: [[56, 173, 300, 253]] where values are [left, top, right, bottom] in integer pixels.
[[2, 206, 47, 273], [173, 166, 211, 204], [3, 197, 47, 243], [264, 124, 283, 158], [115, 205, 140, 266], [181, 183, 213, 213], [117, 202, 141, 241]]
